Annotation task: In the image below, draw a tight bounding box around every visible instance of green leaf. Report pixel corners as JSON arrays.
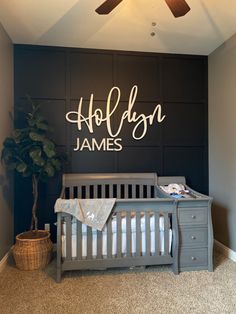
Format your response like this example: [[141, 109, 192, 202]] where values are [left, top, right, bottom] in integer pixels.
[[16, 162, 27, 173], [51, 158, 61, 171], [12, 129, 23, 139], [33, 157, 45, 167], [3, 137, 15, 148], [44, 163, 55, 177], [28, 118, 36, 127], [29, 147, 42, 160], [36, 121, 49, 131], [44, 139, 55, 149], [43, 140, 55, 158], [29, 132, 44, 142], [1, 148, 12, 160], [43, 146, 55, 158]]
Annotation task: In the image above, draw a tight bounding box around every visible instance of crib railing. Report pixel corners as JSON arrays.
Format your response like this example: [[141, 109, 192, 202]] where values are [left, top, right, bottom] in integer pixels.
[[57, 199, 178, 282]]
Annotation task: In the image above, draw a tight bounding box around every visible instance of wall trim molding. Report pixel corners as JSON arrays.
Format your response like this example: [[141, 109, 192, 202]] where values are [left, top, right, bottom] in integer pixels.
[[215, 239, 236, 262], [0, 250, 11, 273]]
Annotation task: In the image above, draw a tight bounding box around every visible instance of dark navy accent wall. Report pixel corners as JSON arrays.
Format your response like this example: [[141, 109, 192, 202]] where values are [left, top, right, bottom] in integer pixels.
[[14, 45, 208, 241]]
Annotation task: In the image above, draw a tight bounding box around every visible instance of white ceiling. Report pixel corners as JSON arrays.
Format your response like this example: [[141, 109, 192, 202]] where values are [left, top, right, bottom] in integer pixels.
[[0, 0, 236, 55]]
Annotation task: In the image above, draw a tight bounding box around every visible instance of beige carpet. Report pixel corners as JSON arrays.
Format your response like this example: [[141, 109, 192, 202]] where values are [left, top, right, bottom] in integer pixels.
[[0, 253, 236, 314]]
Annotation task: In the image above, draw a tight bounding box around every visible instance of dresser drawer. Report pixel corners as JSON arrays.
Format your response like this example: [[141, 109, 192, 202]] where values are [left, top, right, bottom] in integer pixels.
[[178, 208, 208, 225], [180, 228, 208, 247], [180, 248, 208, 267]]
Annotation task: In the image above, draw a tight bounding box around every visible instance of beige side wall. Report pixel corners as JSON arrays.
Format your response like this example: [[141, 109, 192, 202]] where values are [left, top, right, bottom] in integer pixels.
[[0, 23, 14, 260], [209, 33, 236, 251]]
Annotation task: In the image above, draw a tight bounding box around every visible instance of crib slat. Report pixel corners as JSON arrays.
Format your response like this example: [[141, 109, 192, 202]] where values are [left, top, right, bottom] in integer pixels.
[[117, 212, 122, 258], [126, 212, 131, 257], [136, 212, 141, 257], [117, 184, 121, 198], [164, 213, 169, 256], [147, 185, 152, 198], [132, 185, 136, 199], [155, 212, 160, 255], [65, 215, 72, 260], [107, 219, 112, 258], [101, 184, 106, 198], [76, 220, 82, 259], [145, 212, 150, 256], [140, 185, 144, 198], [94, 185, 98, 198], [77, 185, 82, 198], [84, 185, 89, 198], [87, 226, 92, 259], [97, 230, 102, 259], [124, 184, 129, 199], [69, 187, 73, 199]]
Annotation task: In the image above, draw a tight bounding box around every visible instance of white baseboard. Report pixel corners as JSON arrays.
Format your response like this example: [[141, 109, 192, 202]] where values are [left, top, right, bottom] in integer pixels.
[[0, 250, 11, 273], [214, 239, 236, 262]]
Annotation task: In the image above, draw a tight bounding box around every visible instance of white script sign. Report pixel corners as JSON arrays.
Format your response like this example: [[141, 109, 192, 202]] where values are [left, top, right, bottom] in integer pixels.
[[65, 85, 166, 151]]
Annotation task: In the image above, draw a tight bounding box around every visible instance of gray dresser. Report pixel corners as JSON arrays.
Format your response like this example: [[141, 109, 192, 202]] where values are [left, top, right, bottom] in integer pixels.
[[157, 176, 214, 272]]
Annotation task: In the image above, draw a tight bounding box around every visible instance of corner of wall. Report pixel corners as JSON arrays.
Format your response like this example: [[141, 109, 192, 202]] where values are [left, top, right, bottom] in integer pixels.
[[0, 22, 14, 260]]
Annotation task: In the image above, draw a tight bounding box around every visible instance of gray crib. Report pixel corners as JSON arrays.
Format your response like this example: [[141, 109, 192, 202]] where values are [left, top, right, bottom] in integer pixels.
[[56, 173, 179, 282], [156, 176, 214, 272]]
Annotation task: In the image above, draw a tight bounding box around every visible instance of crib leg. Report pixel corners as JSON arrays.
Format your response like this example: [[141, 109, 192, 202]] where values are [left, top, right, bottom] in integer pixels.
[[56, 266, 62, 283], [172, 251, 179, 275], [56, 212, 62, 283], [172, 262, 179, 275]]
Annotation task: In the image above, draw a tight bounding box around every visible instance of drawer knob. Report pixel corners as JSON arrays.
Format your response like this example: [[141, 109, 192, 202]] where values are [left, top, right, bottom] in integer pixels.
[[191, 256, 197, 261], [191, 236, 196, 240], [192, 215, 196, 219]]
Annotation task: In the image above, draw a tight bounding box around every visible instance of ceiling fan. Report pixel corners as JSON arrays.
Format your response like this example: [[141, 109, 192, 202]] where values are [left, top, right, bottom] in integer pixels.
[[95, 0, 191, 18]]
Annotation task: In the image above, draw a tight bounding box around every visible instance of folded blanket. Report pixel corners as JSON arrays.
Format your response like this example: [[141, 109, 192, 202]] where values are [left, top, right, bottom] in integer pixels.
[[54, 198, 116, 231]]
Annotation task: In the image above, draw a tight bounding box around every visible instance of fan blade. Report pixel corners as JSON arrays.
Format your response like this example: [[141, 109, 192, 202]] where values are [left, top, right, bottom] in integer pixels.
[[165, 0, 190, 18], [96, 0, 123, 15]]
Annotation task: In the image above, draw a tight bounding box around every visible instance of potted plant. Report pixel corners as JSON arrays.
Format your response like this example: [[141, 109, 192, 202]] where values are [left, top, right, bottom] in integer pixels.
[[1, 98, 64, 270]]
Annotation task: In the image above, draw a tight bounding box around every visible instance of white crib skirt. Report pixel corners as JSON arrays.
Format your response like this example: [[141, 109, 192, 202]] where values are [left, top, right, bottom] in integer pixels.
[[61, 229, 172, 258]]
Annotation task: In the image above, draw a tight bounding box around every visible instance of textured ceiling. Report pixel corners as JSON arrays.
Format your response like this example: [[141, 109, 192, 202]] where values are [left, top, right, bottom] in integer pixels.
[[0, 0, 236, 55]]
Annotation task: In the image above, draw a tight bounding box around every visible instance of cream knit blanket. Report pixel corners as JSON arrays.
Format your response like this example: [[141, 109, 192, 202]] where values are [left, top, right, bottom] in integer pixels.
[[54, 198, 116, 231]]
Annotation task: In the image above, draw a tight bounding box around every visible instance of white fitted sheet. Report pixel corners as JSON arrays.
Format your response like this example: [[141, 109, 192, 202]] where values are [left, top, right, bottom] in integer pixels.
[[62, 229, 172, 258], [62, 214, 169, 235]]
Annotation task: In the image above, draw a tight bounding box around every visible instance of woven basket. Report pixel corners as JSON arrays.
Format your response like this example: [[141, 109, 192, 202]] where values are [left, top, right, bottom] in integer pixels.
[[13, 230, 53, 271]]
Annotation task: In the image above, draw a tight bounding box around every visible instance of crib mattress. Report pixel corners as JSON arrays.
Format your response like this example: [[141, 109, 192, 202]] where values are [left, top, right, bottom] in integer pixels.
[[62, 229, 172, 258]]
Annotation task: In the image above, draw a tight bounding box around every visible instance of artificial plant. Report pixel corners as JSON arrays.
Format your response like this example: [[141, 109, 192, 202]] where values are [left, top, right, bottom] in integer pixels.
[[1, 99, 63, 231]]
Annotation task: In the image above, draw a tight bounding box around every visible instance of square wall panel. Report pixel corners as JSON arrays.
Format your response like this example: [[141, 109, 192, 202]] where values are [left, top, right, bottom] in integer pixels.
[[70, 149, 115, 172], [40, 100, 66, 145], [114, 55, 161, 101], [162, 57, 206, 102], [70, 52, 113, 100], [162, 102, 206, 146], [14, 48, 66, 99], [118, 147, 162, 173], [163, 147, 207, 193]]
